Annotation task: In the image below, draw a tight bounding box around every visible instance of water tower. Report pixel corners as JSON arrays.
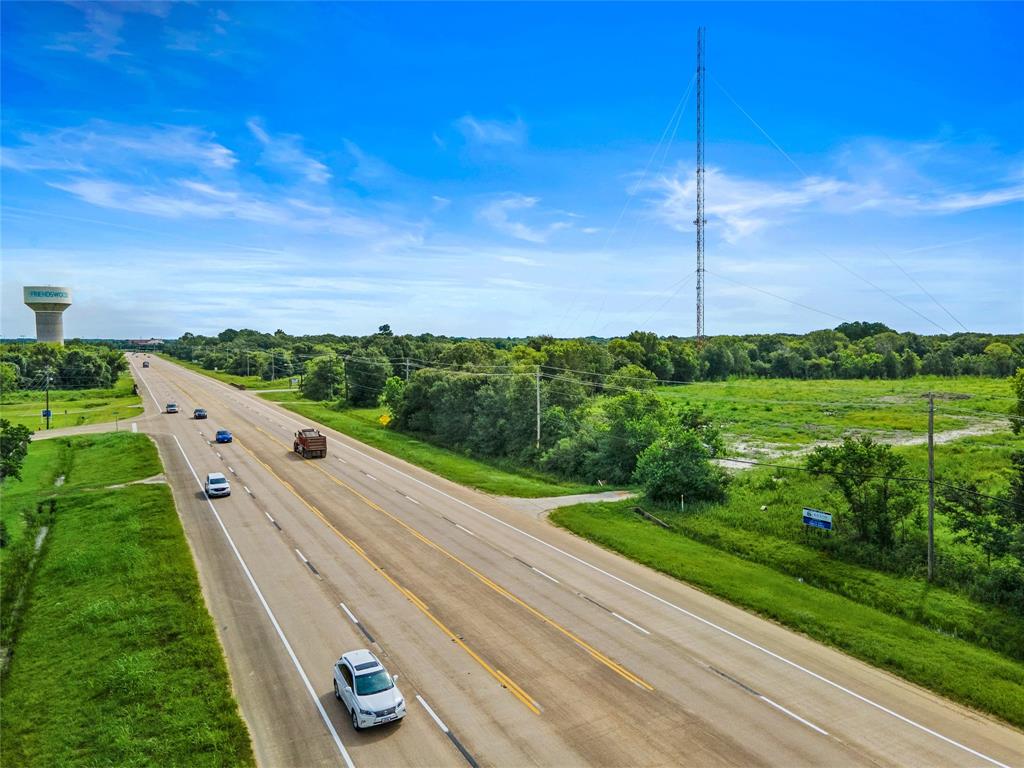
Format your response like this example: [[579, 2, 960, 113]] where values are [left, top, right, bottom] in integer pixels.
[[23, 286, 72, 344]]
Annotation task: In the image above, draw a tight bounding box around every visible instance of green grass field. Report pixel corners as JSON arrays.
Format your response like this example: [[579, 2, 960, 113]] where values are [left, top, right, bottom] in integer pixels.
[[1, 374, 143, 432], [157, 353, 297, 390], [260, 391, 609, 497], [657, 376, 1010, 453], [0, 433, 254, 767], [551, 500, 1024, 728]]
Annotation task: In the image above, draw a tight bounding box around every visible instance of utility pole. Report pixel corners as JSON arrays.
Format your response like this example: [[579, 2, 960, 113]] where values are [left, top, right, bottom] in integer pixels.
[[245, 351, 249, 377], [927, 392, 935, 581], [535, 366, 541, 450], [694, 26, 706, 351], [405, 357, 410, 381], [45, 368, 52, 430], [270, 351, 276, 381]]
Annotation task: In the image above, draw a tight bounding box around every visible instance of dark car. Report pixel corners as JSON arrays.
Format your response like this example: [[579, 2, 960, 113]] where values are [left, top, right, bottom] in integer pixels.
[[193, 408, 208, 419], [215, 429, 233, 443], [142, 361, 150, 368]]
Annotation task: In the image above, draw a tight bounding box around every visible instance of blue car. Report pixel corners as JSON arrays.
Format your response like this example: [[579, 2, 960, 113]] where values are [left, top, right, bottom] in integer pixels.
[[215, 429, 233, 444]]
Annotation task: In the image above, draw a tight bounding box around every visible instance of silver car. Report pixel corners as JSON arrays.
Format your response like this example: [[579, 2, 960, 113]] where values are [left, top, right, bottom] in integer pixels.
[[333, 649, 405, 730], [204, 472, 230, 498]]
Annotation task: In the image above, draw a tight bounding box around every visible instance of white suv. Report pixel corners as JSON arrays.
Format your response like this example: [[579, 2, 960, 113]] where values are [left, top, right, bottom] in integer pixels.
[[333, 649, 405, 730], [205, 472, 230, 498]]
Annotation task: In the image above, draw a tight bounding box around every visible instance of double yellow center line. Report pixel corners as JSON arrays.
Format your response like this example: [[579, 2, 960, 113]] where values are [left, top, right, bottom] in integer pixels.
[[234, 435, 542, 714], [254, 426, 654, 693]]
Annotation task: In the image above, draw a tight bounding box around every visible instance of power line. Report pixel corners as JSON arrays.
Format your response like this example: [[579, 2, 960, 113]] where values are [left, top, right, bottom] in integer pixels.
[[706, 268, 849, 323], [876, 247, 969, 333]]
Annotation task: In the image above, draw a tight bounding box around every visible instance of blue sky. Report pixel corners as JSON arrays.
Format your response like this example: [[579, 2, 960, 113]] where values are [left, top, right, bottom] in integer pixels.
[[2, 2, 1022, 339]]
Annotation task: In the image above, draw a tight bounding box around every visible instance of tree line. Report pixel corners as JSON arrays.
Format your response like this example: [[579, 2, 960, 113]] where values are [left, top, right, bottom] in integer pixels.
[[0, 342, 129, 392]]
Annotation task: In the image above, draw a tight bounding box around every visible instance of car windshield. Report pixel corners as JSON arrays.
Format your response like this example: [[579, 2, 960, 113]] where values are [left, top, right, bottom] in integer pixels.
[[354, 669, 392, 696], [210, 479, 227, 486], [218, 431, 229, 436]]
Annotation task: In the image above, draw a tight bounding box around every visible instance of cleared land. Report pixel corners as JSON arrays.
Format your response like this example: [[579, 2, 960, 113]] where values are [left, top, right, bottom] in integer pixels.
[[0, 374, 143, 431], [659, 375, 1010, 457], [260, 391, 608, 497], [0, 433, 254, 767]]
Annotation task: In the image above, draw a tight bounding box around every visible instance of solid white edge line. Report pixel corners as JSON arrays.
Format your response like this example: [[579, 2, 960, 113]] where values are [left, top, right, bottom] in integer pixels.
[[761, 696, 830, 737], [264, 512, 275, 524], [171, 435, 355, 768], [454, 523, 477, 538], [339, 602, 360, 625], [170, 359, 1013, 768], [415, 694, 449, 734], [325, 436, 1012, 767], [612, 612, 651, 635], [531, 567, 560, 584], [295, 548, 309, 564]]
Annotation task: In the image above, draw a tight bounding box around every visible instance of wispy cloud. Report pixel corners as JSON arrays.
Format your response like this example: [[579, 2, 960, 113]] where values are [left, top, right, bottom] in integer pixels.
[[45, 2, 171, 61], [247, 118, 331, 184], [455, 115, 526, 146], [499, 254, 542, 266], [647, 138, 1024, 242], [477, 194, 571, 243], [1, 121, 236, 173]]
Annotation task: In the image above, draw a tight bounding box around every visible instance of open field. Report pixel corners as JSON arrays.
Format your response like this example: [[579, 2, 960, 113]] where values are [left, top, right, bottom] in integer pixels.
[[658, 376, 1012, 455], [0, 374, 143, 431], [0, 433, 254, 767], [551, 499, 1024, 729], [260, 391, 611, 497], [156, 353, 297, 390]]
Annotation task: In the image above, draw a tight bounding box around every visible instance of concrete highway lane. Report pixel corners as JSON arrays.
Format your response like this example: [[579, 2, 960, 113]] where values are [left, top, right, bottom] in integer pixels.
[[129, 354, 1024, 767]]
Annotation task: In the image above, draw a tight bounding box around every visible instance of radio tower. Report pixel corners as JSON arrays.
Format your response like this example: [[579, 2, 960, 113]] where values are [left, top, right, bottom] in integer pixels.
[[694, 27, 706, 350]]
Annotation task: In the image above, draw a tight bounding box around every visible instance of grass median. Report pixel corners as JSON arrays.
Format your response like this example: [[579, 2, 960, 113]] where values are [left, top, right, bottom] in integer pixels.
[[259, 391, 609, 498], [0, 433, 254, 767], [551, 499, 1024, 729]]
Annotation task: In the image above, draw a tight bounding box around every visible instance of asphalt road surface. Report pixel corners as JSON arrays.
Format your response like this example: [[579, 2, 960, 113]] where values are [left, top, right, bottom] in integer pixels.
[[127, 354, 1024, 768]]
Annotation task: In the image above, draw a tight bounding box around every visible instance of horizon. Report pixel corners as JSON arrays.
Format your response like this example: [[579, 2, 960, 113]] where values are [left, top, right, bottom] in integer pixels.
[[2, 2, 1022, 339]]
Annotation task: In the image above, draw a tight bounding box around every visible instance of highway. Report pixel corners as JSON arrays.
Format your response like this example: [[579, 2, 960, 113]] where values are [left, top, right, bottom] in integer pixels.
[[128, 354, 1024, 767]]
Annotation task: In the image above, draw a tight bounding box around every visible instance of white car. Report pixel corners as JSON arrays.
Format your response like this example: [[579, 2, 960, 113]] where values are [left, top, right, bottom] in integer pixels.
[[205, 472, 230, 498], [333, 649, 405, 730]]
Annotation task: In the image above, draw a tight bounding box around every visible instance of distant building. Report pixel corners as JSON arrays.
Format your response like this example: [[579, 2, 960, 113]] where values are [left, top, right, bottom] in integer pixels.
[[129, 338, 164, 347]]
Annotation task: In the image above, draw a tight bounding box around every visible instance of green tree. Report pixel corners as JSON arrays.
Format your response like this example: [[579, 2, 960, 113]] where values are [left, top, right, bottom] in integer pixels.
[[300, 356, 345, 401], [0, 362, 18, 393], [1010, 368, 1024, 435], [378, 376, 406, 419], [936, 483, 1012, 566], [806, 436, 919, 548], [633, 424, 729, 504], [606, 364, 657, 391], [346, 348, 393, 406], [0, 419, 32, 481], [984, 342, 1016, 377]]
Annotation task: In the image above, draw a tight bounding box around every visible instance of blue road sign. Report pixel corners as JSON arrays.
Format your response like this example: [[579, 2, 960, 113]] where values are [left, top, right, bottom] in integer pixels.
[[802, 507, 833, 531], [41, 409, 52, 418]]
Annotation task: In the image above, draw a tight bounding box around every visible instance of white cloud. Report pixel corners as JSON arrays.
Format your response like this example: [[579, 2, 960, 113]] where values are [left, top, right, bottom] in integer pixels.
[[477, 194, 571, 243], [499, 255, 542, 266], [46, 2, 171, 61], [432, 195, 452, 211], [247, 118, 331, 184], [455, 115, 526, 146], [1, 121, 237, 173]]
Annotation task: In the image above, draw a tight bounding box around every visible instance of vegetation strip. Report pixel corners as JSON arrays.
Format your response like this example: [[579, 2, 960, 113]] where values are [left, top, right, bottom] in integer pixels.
[[0, 433, 254, 767], [259, 391, 609, 497], [551, 501, 1024, 729]]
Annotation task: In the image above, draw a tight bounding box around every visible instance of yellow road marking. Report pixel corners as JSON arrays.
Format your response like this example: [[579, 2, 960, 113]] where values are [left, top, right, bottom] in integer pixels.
[[232, 436, 541, 715], [254, 426, 654, 692]]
